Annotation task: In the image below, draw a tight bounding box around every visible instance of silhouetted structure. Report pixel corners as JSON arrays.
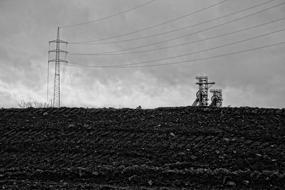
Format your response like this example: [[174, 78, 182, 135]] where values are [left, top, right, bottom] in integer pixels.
[[48, 27, 68, 107], [210, 89, 223, 107], [192, 76, 215, 106]]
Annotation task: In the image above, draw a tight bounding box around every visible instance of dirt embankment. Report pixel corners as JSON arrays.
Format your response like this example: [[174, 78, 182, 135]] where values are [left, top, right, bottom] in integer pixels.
[[0, 107, 284, 189]]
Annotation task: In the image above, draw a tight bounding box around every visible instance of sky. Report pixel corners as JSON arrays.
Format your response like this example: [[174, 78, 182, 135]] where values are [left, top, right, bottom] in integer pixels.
[[0, 0, 285, 108]]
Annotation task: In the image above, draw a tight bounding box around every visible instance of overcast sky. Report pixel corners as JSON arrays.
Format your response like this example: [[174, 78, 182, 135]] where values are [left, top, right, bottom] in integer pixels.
[[0, 0, 285, 108]]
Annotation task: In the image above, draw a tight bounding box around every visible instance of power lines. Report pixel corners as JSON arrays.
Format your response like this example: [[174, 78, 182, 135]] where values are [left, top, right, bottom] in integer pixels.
[[69, 0, 231, 43], [60, 0, 158, 28], [69, 0, 285, 56], [62, 0, 285, 69], [70, 0, 277, 45], [66, 28, 285, 68], [67, 41, 285, 68], [69, 16, 285, 56]]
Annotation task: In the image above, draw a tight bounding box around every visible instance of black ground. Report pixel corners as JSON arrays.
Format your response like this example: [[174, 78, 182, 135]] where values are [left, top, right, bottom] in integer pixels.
[[0, 106, 284, 189]]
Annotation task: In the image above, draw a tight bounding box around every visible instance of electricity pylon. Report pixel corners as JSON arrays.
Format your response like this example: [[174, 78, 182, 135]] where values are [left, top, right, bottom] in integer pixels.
[[48, 27, 68, 107]]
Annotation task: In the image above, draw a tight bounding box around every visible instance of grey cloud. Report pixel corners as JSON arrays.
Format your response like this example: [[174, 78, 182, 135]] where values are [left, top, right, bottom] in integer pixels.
[[0, 0, 285, 108]]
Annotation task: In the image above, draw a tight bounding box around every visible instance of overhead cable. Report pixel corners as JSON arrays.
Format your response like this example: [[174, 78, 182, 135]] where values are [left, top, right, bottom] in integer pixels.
[[70, 0, 276, 44], [66, 41, 285, 68], [66, 29, 285, 68], [70, 17, 285, 56], [61, 0, 157, 28], [69, 0, 231, 43], [69, 1, 285, 54]]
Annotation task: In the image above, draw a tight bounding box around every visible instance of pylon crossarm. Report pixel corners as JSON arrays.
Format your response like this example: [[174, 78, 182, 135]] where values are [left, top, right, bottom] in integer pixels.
[[49, 40, 68, 44], [48, 59, 68, 63], [48, 50, 68, 54]]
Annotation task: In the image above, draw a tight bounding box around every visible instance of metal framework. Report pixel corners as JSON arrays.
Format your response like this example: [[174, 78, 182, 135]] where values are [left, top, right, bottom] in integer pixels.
[[210, 89, 223, 107], [48, 27, 68, 108], [192, 76, 215, 106]]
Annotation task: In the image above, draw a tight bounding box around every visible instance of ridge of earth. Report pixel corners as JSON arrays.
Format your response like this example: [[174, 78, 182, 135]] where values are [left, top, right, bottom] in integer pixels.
[[0, 106, 285, 189]]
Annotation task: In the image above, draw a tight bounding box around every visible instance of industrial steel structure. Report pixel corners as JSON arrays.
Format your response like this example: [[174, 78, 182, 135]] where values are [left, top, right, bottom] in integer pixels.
[[210, 89, 223, 107], [48, 27, 68, 107], [192, 76, 223, 107], [192, 76, 215, 106]]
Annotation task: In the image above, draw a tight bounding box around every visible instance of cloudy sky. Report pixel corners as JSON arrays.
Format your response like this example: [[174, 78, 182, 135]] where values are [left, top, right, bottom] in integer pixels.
[[0, 0, 285, 108]]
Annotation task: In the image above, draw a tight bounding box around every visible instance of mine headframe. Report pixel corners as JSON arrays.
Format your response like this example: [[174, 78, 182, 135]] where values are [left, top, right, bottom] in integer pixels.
[[210, 89, 223, 107], [192, 76, 215, 106]]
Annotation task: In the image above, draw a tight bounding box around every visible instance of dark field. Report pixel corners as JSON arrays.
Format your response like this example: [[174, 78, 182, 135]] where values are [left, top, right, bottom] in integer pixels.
[[0, 107, 284, 189]]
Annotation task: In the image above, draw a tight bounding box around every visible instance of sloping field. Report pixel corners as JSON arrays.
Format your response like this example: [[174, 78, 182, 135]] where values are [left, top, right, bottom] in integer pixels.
[[0, 106, 285, 189]]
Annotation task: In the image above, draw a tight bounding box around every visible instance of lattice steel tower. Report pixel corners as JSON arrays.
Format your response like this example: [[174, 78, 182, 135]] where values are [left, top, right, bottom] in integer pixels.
[[192, 76, 215, 106], [48, 27, 68, 107]]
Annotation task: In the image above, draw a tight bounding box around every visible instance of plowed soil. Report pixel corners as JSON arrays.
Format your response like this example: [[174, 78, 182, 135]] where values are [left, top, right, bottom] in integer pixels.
[[0, 106, 284, 189]]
